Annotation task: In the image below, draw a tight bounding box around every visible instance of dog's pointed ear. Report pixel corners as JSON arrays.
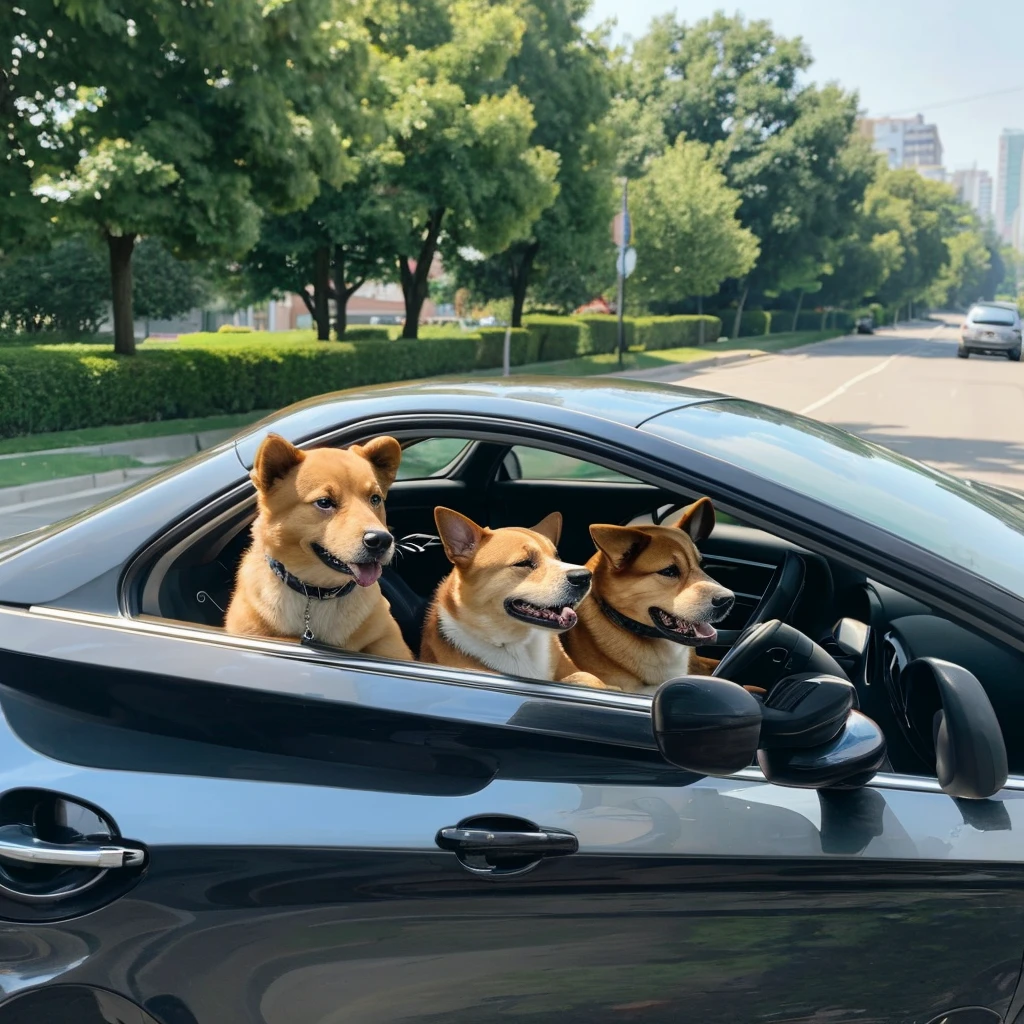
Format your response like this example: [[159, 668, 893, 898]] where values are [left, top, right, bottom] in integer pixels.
[[251, 433, 304, 493], [530, 511, 562, 546], [672, 498, 715, 544], [590, 525, 651, 569], [434, 507, 485, 566], [353, 436, 402, 493]]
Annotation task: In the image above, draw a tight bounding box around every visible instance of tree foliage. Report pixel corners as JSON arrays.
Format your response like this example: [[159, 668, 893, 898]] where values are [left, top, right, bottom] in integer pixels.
[[449, 0, 616, 325], [629, 137, 759, 306], [372, 0, 560, 337], [6, 0, 370, 352]]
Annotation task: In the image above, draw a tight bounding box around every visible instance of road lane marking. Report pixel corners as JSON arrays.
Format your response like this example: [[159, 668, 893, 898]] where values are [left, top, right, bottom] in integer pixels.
[[798, 355, 900, 415]]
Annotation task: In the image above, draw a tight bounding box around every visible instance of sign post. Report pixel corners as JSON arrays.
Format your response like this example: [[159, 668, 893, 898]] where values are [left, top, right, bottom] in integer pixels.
[[615, 180, 634, 369]]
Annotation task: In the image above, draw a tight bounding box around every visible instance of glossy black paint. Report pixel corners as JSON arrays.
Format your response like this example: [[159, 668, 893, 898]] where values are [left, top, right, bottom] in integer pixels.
[[2, 850, 1023, 1024]]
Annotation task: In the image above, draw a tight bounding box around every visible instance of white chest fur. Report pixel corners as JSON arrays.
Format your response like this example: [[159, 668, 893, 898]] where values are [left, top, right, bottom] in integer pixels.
[[439, 609, 554, 680], [638, 640, 693, 690]]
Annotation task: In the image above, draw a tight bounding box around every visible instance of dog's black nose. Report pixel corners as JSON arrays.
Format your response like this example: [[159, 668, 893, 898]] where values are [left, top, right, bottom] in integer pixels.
[[362, 529, 393, 553], [566, 568, 592, 590], [712, 594, 735, 612]]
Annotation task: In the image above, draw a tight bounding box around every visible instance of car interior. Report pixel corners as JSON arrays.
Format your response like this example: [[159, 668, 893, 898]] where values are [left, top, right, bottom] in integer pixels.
[[138, 435, 1024, 779]]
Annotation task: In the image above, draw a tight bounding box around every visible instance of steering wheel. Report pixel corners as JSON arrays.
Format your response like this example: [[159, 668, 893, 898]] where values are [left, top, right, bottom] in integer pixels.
[[712, 619, 848, 692], [715, 549, 807, 648]]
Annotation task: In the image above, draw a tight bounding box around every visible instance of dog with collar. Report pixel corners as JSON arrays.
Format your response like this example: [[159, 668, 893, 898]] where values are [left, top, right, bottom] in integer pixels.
[[419, 508, 607, 688], [224, 433, 413, 661], [562, 498, 735, 692]]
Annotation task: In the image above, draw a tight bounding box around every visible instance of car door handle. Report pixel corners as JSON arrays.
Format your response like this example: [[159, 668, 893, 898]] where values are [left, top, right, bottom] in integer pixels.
[[436, 826, 578, 858], [0, 823, 146, 869]]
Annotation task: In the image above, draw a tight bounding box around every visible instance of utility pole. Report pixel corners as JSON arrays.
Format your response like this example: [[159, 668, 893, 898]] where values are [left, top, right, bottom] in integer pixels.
[[616, 179, 629, 369]]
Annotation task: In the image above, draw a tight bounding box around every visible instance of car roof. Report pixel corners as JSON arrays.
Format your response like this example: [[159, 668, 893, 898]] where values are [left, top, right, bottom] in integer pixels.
[[231, 376, 726, 465]]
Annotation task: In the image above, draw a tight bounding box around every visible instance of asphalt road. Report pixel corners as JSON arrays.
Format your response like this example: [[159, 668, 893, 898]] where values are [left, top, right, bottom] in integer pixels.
[[2, 317, 1021, 542], [667, 317, 1024, 494]]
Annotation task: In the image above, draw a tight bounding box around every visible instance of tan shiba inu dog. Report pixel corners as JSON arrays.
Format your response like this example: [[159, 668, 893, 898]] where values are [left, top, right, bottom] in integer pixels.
[[225, 433, 413, 661], [563, 498, 735, 692], [419, 508, 606, 688]]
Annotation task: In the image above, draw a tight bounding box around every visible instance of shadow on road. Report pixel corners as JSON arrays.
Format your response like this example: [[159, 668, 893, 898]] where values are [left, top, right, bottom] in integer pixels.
[[837, 422, 1024, 481]]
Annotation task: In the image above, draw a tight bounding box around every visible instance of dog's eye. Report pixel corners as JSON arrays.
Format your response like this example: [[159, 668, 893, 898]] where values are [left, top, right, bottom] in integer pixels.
[[369, 494, 382, 507], [314, 497, 335, 510], [656, 565, 680, 578], [512, 559, 536, 570]]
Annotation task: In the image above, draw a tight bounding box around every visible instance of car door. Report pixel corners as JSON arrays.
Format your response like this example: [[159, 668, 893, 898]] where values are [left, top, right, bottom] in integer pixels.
[[2, 606, 1023, 1024]]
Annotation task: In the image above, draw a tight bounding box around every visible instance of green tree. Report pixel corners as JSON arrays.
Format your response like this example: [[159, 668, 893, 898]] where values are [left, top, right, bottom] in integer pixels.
[[449, 0, 616, 326], [0, 236, 108, 333], [373, 0, 560, 337], [629, 137, 759, 309], [929, 226, 991, 310], [132, 238, 208, 334], [622, 13, 872, 335], [10, 0, 368, 353]]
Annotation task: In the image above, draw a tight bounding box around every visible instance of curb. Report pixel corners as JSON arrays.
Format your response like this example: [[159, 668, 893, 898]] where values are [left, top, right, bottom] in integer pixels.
[[607, 349, 768, 382], [0, 465, 162, 510], [0, 427, 237, 464]]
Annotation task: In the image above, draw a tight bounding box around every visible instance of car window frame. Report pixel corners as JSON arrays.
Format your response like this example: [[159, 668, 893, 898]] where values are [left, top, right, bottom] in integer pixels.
[[123, 412, 1024, 651], [112, 415, 1024, 791]]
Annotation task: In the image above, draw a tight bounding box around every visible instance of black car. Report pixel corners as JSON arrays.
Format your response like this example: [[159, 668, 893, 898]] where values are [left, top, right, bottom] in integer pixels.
[[0, 377, 1022, 1024]]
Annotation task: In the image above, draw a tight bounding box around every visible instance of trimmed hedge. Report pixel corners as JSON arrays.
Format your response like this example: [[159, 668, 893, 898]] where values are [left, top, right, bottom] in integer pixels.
[[633, 315, 721, 350], [0, 338, 496, 437], [342, 325, 393, 341], [0, 308, 851, 438], [522, 315, 585, 362], [574, 315, 634, 354]]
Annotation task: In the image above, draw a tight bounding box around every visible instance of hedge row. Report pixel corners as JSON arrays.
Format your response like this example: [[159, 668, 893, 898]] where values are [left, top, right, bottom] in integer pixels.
[[0, 309, 844, 438]]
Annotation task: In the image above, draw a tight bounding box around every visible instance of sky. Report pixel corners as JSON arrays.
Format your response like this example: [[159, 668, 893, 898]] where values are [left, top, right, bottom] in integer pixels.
[[585, 0, 1024, 180]]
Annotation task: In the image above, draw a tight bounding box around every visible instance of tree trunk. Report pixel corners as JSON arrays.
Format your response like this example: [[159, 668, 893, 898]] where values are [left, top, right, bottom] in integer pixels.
[[731, 281, 749, 341], [820, 307, 828, 331], [697, 295, 705, 345], [510, 242, 539, 329], [791, 290, 805, 332], [107, 232, 137, 355], [399, 208, 445, 339], [313, 244, 331, 341], [333, 248, 347, 339]]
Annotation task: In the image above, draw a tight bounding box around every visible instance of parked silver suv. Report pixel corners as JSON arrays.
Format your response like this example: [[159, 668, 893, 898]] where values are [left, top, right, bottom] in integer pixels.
[[959, 302, 1022, 360]]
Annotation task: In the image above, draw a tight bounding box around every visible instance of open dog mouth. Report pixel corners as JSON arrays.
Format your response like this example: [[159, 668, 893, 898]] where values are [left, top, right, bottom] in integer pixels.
[[311, 542, 382, 588], [649, 607, 718, 646], [504, 598, 579, 631]]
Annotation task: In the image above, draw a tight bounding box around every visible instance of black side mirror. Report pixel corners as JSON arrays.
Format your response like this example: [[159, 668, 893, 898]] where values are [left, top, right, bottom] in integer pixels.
[[652, 677, 762, 776], [757, 710, 887, 790], [903, 657, 1008, 799]]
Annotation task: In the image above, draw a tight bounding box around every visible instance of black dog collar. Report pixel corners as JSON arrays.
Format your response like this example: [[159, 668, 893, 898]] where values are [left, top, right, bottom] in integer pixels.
[[266, 556, 355, 601], [597, 599, 692, 645]]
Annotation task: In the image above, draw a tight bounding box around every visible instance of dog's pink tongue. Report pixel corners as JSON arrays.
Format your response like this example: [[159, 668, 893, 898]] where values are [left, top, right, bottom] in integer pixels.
[[349, 562, 382, 587], [693, 622, 717, 641]]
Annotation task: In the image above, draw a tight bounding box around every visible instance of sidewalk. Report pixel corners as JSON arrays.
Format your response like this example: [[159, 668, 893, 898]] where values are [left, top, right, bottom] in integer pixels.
[[0, 427, 237, 509]]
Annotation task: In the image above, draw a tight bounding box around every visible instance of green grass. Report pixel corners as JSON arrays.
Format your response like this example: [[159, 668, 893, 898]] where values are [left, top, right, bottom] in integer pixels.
[[472, 328, 846, 378], [0, 410, 271, 456], [0, 453, 145, 488]]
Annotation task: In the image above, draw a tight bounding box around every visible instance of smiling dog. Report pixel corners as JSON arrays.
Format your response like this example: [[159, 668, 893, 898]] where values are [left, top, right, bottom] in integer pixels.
[[225, 433, 413, 660], [419, 508, 606, 688], [562, 498, 735, 692]]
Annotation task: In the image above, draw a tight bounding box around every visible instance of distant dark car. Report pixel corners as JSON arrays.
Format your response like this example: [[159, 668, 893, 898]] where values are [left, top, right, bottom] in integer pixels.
[[855, 314, 874, 334], [959, 302, 1023, 360], [0, 378, 1022, 1024]]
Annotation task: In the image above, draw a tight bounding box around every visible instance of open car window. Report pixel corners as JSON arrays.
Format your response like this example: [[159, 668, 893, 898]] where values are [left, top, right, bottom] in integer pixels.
[[395, 438, 471, 479], [506, 445, 637, 483]]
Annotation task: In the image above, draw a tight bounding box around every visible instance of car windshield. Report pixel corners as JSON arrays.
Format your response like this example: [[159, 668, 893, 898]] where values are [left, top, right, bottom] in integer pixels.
[[644, 400, 1024, 600], [969, 305, 1017, 326]]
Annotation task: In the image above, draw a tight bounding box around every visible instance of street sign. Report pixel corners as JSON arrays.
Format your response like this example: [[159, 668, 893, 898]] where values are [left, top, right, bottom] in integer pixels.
[[617, 246, 637, 278]]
